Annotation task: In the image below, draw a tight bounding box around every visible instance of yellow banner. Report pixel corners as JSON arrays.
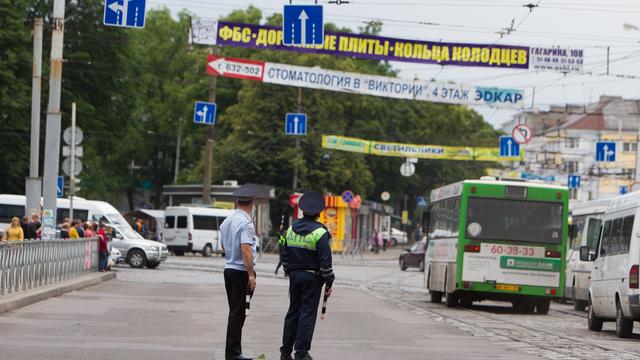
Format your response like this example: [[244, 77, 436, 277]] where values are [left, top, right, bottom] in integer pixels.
[[322, 135, 524, 161]]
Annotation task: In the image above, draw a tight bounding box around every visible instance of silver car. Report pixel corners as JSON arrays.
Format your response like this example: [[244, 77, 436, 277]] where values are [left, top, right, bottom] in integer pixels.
[[109, 224, 168, 269]]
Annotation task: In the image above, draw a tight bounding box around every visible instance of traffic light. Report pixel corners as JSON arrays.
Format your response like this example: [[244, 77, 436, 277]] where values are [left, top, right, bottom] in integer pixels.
[[68, 177, 82, 195]]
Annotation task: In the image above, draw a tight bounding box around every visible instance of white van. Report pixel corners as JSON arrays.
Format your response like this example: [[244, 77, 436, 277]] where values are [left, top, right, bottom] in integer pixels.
[[163, 206, 235, 257], [581, 192, 640, 338], [0, 194, 132, 235], [565, 199, 609, 311]]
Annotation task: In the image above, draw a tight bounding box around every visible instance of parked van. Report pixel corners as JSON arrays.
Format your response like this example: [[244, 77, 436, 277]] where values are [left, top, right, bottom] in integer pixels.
[[565, 199, 609, 311], [163, 206, 235, 257], [580, 192, 640, 338], [0, 194, 132, 235]]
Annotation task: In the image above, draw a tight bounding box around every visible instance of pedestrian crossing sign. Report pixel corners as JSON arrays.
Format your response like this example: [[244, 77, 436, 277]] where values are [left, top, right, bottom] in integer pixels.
[[417, 197, 429, 208]]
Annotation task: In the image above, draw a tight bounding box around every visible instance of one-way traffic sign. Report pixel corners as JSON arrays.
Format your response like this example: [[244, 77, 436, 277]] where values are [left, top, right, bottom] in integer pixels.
[[283, 5, 324, 46], [286, 113, 307, 135], [499, 136, 520, 157]]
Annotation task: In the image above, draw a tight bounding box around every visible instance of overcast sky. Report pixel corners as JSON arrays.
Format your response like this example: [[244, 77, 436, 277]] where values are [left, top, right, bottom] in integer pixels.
[[146, 0, 640, 129]]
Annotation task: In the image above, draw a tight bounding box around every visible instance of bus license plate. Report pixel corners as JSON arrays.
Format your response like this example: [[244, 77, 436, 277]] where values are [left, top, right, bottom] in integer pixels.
[[496, 284, 519, 291]]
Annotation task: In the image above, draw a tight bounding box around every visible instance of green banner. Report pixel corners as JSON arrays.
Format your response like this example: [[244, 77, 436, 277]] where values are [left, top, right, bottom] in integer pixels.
[[499, 257, 560, 272]]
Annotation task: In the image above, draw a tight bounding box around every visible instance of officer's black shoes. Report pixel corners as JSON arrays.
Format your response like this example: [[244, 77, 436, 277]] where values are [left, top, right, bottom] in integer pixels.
[[280, 355, 293, 360], [297, 356, 313, 360], [225, 355, 253, 360]]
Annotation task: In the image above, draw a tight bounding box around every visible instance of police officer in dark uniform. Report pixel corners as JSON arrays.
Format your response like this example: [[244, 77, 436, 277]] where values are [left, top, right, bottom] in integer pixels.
[[280, 191, 334, 360], [220, 183, 260, 360], [275, 224, 286, 275]]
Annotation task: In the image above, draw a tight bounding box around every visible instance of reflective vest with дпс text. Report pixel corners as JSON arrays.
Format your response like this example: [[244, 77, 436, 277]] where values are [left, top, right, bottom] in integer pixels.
[[285, 227, 327, 251]]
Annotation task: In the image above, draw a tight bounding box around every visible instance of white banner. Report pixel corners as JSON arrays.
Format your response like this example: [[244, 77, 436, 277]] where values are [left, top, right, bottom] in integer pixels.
[[530, 47, 584, 73], [263, 62, 524, 108], [189, 20, 218, 45]]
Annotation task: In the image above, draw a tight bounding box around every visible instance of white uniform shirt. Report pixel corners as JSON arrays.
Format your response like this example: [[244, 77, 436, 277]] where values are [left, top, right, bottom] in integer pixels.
[[220, 209, 256, 271]]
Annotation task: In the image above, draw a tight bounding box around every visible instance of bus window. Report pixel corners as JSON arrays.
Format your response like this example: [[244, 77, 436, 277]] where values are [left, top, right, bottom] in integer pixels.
[[0, 204, 24, 224], [608, 218, 623, 255], [56, 208, 89, 224], [193, 215, 218, 230], [452, 199, 460, 237], [585, 218, 602, 250], [600, 220, 612, 256], [571, 216, 586, 250], [619, 216, 634, 254], [165, 216, 175, 229]]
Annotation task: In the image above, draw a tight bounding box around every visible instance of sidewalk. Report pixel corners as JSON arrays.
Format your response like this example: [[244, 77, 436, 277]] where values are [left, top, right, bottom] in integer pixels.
[[0, 278, 538, 360]]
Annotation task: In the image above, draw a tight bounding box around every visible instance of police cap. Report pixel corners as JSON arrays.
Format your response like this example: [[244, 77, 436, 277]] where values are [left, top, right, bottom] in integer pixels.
[[233, 183, 260, 200], [299, 191, 325, 215]]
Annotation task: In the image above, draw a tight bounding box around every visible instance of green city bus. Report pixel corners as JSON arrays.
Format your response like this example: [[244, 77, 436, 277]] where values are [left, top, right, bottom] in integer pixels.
[[422, 177, 569, 314]]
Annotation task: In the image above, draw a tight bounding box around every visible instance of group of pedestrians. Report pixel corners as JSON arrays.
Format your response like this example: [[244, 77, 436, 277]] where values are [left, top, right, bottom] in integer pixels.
[[221, 186, 334, 360], [132, 217, 150, 239], [1, 215, 42, 242], [59, 218, 95, 239], [370, 228, 388, 253]]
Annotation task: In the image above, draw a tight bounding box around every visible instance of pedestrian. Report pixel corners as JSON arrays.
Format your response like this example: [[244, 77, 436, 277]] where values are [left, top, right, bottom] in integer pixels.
[[97, 224, 108, 272], [371, 228, 381, 254], [20, 216, 29, 239], [2, 217, 24, 242], [69, 220, 80, 238], [414, 227, 421, 242], [140, 219, 149, 239], [275, 224, 286, 275], [83, 222, 94, 238], [382, 232, 388, 252], [75, 220, 85, 237], [60, 223, 70, 239], [27, 215, 41, 240], [219, 183, 260, 360], [280, 191, 334, 360]]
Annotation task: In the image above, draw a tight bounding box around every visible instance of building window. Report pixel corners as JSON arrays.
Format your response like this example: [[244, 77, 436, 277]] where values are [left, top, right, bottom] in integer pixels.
[[564, 138, 579, 149], [623, 142, 637, 153], [565, 161, 579, 175]]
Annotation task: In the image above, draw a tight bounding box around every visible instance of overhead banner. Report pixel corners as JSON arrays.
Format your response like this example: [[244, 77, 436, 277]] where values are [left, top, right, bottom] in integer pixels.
[[207, 55, 525, 108], [321, 135, 524, 162], [530, 47, 583, 73]]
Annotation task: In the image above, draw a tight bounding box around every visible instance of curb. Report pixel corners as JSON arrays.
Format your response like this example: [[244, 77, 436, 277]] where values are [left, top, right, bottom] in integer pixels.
[[0, 272, 116, 315]]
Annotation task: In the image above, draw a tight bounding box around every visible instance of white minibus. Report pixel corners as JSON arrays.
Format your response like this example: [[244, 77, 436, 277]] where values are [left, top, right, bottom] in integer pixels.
[[565, 199, 609, 311], [163, 206, 235, 257], [581, 192, 640, 338], [0, 194, 132, 235]]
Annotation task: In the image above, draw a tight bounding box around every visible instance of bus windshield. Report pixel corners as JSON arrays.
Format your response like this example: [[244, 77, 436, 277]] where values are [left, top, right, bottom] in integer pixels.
[[466, 197, 564, 244]]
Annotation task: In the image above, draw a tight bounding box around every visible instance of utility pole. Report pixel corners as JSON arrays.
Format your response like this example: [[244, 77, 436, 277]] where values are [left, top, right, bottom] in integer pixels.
[[174, 132, 181, 183], [202, 46, 217, 205], [26, 17, 43, 218], [292, 88, 302, 192], [69, 102, 76, 220], [41, 0, 66, 240]]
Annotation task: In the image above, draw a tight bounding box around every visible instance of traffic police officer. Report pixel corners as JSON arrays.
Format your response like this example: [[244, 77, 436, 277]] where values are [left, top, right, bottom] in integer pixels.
[[280, 191, 334, 360], [220, 183, 260, 360]]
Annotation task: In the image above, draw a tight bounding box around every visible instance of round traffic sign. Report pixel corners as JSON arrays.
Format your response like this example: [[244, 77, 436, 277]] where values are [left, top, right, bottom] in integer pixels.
[[63, 127, 83, 146], [631, 182, 640, 193], [400, 162, 415, 177], [341, 190, 354, 203], [512, 124, 532, 145], [381, 191, 390, 201], [62, 157, 82, 176]]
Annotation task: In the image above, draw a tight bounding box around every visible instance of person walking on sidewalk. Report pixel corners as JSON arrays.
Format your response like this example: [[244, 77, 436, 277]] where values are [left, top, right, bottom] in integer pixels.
[[275, 224, 286, 275], [219, 183, 260, 360], [280, 191, 334, 360], [371, 229, 381, 254], [96, 224, 108, 272]]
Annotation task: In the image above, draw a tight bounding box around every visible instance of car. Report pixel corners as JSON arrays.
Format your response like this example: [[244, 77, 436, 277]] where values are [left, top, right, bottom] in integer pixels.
[[109, 224, 168, 269], [383, 228, 408, 246], [110, 247, 122, 264], [399, 240, 426, 271]]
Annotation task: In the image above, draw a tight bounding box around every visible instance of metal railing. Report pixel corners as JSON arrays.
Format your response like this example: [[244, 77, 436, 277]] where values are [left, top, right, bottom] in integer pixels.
[[0, 238, 99, 295]]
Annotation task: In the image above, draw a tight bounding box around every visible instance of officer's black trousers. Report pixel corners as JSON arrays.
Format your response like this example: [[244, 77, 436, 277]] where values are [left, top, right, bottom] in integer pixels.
[[224, 269, 251, 358], [280, 270, 322, 359]]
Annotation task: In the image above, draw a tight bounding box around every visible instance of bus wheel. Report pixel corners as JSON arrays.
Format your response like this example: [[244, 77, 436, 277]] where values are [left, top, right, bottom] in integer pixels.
[[445, 292, 460, 308], [430, 291, 443, 303], [615, 299, 634, 338], [587, 295, 603, 331], [536, 300, 550, 315]]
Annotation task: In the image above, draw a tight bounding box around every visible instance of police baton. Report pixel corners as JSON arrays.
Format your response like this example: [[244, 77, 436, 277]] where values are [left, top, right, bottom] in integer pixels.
[[246, 283, 252, 316], [320, 286, 328, 320]]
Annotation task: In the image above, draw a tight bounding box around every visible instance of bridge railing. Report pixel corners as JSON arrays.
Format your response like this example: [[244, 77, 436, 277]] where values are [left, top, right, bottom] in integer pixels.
[[0, 238, 99, 296]]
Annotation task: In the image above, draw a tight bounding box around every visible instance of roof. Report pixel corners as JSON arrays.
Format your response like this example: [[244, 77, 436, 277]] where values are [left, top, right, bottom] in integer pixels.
[[545, 97, 640, 134]]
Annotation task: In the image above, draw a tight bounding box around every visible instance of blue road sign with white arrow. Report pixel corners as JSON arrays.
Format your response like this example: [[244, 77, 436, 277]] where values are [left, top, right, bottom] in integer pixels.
[[595, 142, 616, 162], [417, 197, 429, 208], [283, 5, 324, 46], [620, 186, 629, 195], [568, 175, 581, 189], [104, 0, 146, 28], [193, 102, 216, 125], [499, 136, 520, 157], [57, 176, 64, 197], [286, 113, 307, 135]]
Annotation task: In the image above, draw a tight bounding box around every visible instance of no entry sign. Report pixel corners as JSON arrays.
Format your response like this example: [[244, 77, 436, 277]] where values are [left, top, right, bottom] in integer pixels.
[[512, 124, 533, 144]]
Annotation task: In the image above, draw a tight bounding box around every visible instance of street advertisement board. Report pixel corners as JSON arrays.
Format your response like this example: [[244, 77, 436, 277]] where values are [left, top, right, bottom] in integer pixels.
[[321, 135, 524, 161], [461, 243, 560, 287]]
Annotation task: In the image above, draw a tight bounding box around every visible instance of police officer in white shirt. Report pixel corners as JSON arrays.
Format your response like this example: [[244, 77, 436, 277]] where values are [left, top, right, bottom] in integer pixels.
[[220, 183, 260, 360]]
